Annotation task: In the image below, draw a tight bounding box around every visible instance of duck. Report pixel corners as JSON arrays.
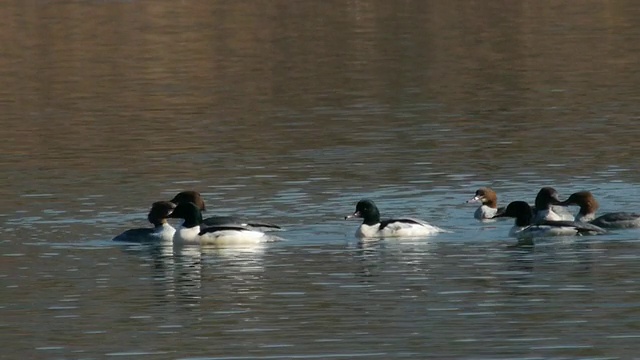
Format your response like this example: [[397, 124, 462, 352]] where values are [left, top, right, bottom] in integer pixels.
[[345, 199, 445, 238], [466, 187, 504, 221], [557, 191, 640, 228], [112, 201, 176, 243], [532, 187, 574, 222], [168, 202, 270, 245], [492, 201, 606, 239], [169, 191, 281, 231]]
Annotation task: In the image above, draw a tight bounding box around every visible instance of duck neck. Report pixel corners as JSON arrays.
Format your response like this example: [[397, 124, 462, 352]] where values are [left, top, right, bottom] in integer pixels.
[[515, 213, 533, 227], [577, 210, 596, 222], [578, 200, 598, 221], [483, 198, 497, 209], [151, 218, 167, 228], [182, 210, 203, 228], [362, 210, 381, 226]]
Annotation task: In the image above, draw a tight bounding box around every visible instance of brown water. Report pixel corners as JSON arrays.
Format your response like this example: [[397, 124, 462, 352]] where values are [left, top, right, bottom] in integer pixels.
[[3, 1, 640, 359]]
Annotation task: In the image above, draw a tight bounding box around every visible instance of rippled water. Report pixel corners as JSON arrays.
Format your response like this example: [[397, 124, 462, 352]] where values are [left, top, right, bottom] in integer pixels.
[[3, 1, 640, 359]]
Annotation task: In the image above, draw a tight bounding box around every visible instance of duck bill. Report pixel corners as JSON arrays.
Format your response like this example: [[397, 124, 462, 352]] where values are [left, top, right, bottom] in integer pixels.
[[491, 211, 507, 219], [344, 211, 362, 220], [466, 196, 481, 204], [550, 194, 563, 205]]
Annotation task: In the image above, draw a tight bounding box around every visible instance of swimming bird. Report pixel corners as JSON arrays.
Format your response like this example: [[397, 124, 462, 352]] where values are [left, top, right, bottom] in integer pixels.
[[168, 202, 270, 245], [557, 191, 640, 228], [493, 201, 606, 239], [169, 191, 281, 231], [467, 187, 504, 220], [345, 199, 445, 238], [112, 201, 176, 243], [533, 187, 574, 222]]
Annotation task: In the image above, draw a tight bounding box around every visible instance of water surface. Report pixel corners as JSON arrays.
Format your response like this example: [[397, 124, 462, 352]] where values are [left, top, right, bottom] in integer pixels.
[[2, 1, 640, 358]]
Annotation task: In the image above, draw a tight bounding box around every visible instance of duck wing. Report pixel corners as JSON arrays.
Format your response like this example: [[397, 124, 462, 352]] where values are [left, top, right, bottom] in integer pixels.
[[591, 212, 640, 228], [202, 215, 281, 230], [536, 220, 606, 234], [198, 224, 253, 236], [379, 218, 426, 230]]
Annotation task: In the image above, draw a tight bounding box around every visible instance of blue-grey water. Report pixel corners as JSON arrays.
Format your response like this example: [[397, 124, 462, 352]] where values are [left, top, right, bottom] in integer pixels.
[[3, 1, 640, 359]]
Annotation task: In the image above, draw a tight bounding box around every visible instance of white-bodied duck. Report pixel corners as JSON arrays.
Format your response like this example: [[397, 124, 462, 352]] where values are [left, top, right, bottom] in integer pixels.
[[168, 202, 271, 245], [169, 191, 281, 231], [345, 199, 446, 239]]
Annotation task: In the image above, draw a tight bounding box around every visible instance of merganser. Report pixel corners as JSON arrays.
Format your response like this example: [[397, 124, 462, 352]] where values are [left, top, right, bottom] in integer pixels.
[[169, 191, 281, 231], [168, 202, 270, 245], [466, 187, 504, 221], [345, 199, 446, 238], [112, 201, 176, 243], [533, 187, 574, 221], [493, 201, 606, 239], [558, 191, 640, 229]]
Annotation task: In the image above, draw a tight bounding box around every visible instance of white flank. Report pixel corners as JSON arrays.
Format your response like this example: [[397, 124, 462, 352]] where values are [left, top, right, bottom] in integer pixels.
[[511, 225, 578, 238], [173, 225, 267, 246], [356, 220, 444, 239], [575, 213, 596, 222], [199, 229, 267, 245]]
